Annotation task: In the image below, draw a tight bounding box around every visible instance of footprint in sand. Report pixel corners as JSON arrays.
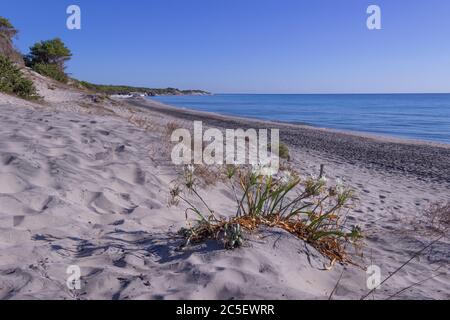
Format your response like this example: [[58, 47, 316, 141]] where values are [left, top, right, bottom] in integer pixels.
[[88, 189, 138, 215], [2, 154, 17, 166], [13, 216, 25, 227]]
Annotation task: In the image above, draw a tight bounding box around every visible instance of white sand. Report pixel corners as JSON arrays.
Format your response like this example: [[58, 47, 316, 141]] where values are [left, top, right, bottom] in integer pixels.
[[0, 74, 448, 300]]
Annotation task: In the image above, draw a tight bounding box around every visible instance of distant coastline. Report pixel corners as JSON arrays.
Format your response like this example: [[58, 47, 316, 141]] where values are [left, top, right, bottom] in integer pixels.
[[74, 80, 211, 97]]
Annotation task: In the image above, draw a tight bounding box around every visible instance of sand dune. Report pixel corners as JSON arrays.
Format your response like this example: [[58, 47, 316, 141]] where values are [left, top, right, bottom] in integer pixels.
[[0, 86, 448, 300]]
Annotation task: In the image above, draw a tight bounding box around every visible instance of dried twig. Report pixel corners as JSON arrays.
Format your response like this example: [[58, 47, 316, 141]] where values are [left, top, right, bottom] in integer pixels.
[[360, 235, 444, 300], [386, 272, 445, 300], [328, 269, 345, 300]]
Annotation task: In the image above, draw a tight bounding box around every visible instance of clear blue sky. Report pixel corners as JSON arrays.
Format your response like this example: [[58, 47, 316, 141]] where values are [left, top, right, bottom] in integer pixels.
[[2, 0, 450, 93]]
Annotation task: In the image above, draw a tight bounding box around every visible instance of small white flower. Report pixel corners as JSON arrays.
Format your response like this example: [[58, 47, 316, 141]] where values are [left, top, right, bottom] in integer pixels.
[[252, 163, 277, 177], [261, 166, 278, 177], [335, 178, 344, 194], [185, 164, 194, 174], [279, 171, 293, 184], [319, 175, 327, 184], [251, 164, 262, 176]]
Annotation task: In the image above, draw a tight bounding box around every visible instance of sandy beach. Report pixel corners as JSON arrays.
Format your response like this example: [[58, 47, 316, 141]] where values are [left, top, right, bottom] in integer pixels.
[[0, 73, 449, 300]]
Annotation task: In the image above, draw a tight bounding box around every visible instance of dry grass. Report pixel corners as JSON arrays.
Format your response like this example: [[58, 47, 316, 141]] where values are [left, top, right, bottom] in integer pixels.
[[192, 164, 222, 186], [423, 201, 450, 236], [127, 115, 156, 131], [182, 214, 355, 264], [165, 121, 179, 137]]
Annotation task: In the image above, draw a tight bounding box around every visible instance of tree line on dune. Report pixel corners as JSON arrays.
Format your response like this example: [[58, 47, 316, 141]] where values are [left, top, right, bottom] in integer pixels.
[[0, 16, 209, 100]]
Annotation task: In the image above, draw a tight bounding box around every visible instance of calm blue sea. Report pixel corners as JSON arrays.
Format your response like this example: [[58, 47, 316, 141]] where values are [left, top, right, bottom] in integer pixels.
[[150, 94, 450, 144]]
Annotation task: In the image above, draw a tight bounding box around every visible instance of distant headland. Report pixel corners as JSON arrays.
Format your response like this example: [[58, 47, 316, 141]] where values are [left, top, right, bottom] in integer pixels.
[[74, 81, 211, 97]]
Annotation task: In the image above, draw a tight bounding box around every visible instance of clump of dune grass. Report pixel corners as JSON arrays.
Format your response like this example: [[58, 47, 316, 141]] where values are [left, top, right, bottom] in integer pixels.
[[279, 142, 290, 161], [170, 164, 363, 265], [268, 142, 290, 161], [423, 201, 450, 236], [191, 164, 222, 186], [128, 115, 153, 131], [165, 121, 179, 136]]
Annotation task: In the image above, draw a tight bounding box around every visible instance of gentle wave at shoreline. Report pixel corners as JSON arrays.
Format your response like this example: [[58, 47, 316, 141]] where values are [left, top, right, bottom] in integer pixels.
[[150, 94, 450, 144]]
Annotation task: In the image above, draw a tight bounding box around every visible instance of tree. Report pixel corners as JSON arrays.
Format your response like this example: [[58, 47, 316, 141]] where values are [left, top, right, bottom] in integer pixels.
[[0, 17, 18, 39], [0, 16, 24, 66], [27, 38, 72, 71]]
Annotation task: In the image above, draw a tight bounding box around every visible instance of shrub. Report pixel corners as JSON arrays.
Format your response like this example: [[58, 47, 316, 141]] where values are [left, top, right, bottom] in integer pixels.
[[0, 55, 38, 99], [279, 142, 290, 160], [32, 63, 68, 83], [170, 165, 363, 265], [268, 142, 291, 161]]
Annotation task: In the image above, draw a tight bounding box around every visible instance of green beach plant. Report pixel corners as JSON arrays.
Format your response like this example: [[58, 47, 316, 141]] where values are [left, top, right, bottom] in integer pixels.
[[268, 142, 290, 161], [0, 55, 38, 99], [170, 164, 363, 265], [279, 142, 290, 160]]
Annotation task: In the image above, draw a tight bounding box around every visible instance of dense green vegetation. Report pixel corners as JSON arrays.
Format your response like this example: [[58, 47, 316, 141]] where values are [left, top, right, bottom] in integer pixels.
[[32, 62, 68, 83], [75, 81, 210, 96], [25, 38, 72, 83], [0, 17, 37, 99], [0, 55, 38, 99], [26, 38, 72, 68]]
